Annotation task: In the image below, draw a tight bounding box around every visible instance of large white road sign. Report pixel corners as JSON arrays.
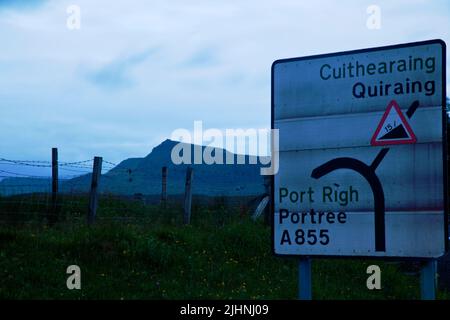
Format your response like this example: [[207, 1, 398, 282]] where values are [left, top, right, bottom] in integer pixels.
[[272, 40, 447, 258]]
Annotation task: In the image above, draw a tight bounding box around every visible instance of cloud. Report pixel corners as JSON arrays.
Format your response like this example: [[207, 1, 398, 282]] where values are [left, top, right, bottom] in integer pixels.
[[0, 0, 47, 11], [85, 48, 158, 90], [182, 47, 219, 68], [0, 0, 448, 164]]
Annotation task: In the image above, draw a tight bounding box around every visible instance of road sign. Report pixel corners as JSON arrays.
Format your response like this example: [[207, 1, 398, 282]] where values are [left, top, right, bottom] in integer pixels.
[[371, 100, 416, 146], [272, 40, 447, 258]]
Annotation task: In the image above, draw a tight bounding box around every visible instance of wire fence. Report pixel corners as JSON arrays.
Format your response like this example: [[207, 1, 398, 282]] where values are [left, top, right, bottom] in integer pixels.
[[0, 155, 268, 226]]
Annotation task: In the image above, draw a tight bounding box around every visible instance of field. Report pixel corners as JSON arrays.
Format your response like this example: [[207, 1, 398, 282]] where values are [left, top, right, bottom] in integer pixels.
[[0, 199, 448, 300]]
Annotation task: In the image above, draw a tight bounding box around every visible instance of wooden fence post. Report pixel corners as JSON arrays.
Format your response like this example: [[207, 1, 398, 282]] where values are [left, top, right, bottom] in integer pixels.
[[183, 167, 193, 224], [161, 166, 167, 207], [88, 157, 102, 225], [50, 147, 58, 224]]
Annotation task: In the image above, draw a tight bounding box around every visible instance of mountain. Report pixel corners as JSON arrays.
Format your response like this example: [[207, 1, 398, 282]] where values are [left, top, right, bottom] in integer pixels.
[[0, 140, 268, 197]]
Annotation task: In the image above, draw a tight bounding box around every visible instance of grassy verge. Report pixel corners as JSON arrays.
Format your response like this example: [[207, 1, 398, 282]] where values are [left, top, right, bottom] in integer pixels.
[[0, 206, 448, 299]]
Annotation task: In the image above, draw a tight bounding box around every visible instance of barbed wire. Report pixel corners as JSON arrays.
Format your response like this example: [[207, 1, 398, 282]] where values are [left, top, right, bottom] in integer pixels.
[[0, 157, 95, 168], [0, 183, 51, 187], [0, 156, 193, 207], [0, 161, 47, 168], [59, 159, 93, 166], [0, 159, 52, 168], [59, 167, 91, 174], [0, 155, 253, 224], [0, 157, 146, 179], [1, 159, 50, 164], [103, 160, 118, 167], [0, 169, 51, 179]]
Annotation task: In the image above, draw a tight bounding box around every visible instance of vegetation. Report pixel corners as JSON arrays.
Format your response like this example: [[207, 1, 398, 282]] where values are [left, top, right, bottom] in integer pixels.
[[0, 201, 448, 300]]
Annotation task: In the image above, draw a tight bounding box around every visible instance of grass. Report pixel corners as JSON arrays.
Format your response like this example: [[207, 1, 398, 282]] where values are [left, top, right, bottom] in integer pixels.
[[0, 200, 448, 299]]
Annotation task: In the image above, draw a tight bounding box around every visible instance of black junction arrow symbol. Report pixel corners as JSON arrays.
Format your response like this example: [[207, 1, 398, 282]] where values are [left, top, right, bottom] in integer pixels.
[[309, 100, 419, 252]]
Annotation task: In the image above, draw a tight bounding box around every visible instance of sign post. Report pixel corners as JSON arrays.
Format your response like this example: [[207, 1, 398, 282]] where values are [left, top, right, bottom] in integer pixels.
[[298, 258, 312, 300], [420, 259, 437, 300], [272, 40, 447, 299]]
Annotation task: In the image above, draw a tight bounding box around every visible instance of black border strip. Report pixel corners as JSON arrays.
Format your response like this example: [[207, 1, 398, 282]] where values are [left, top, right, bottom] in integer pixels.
[[270, 39, 448, 260]]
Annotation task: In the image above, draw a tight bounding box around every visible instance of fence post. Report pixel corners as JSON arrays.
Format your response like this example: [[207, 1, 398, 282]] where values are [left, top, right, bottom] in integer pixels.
[[183, 167, 193, 224], [88, 157, 102, 225], [161, 166, 168, 207], [263, 175, 272, 225], [50, 147, 59, 224]]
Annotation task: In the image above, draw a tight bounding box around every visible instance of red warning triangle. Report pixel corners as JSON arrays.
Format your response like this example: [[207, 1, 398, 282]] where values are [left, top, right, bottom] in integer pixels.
[[370, 100, 417, 146]]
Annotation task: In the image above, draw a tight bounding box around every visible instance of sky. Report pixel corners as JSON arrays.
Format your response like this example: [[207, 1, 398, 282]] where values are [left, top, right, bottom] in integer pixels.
[[0, 0, 449, 173]]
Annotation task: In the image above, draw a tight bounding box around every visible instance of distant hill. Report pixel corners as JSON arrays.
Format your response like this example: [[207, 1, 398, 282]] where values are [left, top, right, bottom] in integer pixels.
[[0, 177, 51, 196], [0, 140, 268, 197]]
